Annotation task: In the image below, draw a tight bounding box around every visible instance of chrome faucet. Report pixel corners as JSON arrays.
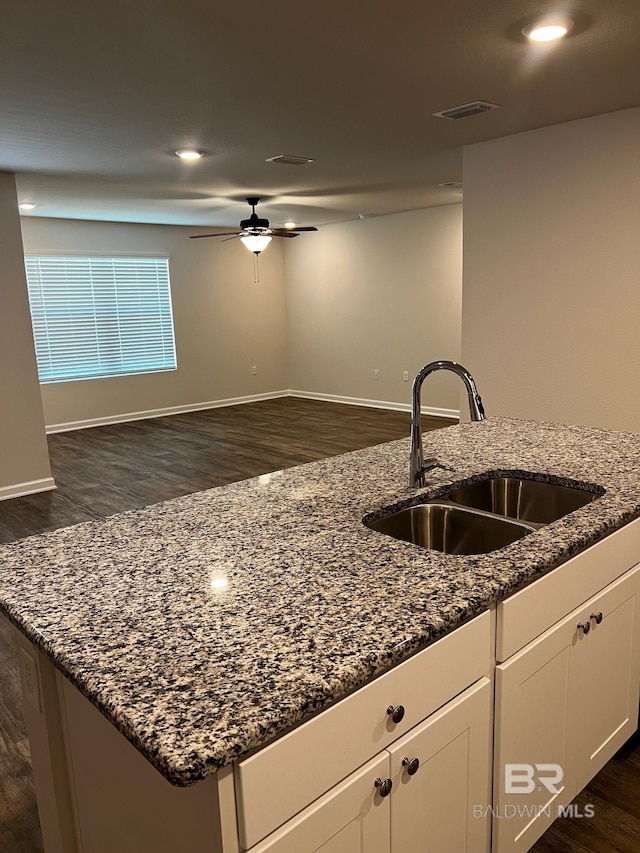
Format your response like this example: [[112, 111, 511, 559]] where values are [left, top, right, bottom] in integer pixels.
[[409, 360, 485, 487]]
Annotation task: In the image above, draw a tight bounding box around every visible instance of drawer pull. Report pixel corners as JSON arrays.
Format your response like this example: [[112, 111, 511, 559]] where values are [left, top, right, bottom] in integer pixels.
[[402, 756, 420, 776], [577, 621, 590, 635], [590, 611, 603, 624], [374, 777, 393, 798], [386, 704, 405, 724]]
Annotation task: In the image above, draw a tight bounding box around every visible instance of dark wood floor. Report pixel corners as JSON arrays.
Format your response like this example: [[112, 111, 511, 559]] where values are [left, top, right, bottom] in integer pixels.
[[530, 730, 640, 853], [0, 398, 428, 544], [1, 397, 639, 852]]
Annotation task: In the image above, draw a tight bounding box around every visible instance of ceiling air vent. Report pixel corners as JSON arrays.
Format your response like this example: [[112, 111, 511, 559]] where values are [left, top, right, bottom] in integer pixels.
[[265, 154, 314, 166], [432, 101, 500, 120]]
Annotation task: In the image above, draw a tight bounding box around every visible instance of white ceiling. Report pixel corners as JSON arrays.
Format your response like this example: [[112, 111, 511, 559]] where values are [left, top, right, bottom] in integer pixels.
[[3, 0, 640, 230]]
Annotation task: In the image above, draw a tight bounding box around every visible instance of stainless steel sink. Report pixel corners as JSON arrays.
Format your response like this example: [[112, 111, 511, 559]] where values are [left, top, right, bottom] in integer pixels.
[[365, 502, 534, 555], [445, 477, 597, 526]]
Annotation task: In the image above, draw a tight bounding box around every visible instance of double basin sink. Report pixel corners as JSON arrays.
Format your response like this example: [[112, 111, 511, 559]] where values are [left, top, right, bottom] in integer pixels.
[[365, 476, 599, 556]]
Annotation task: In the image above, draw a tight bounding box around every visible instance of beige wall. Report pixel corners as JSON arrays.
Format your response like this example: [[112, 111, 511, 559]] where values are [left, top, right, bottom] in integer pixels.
[[462, 107, 640, 431], [20, 218, 289, 428], [284, 205, 463, 414], [0, 173, 53, 496]]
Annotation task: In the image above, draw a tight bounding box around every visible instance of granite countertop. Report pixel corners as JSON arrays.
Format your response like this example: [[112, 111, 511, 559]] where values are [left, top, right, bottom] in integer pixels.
[[1, 417, 640, 786]]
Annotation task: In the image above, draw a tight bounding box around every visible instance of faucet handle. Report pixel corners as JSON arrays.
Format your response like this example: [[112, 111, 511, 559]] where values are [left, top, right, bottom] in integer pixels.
[[422, 458, 455, 474]]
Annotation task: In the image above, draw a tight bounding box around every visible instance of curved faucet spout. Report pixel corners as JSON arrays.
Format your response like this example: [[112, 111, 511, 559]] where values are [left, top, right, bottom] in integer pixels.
[[409, 360, 485, 488]]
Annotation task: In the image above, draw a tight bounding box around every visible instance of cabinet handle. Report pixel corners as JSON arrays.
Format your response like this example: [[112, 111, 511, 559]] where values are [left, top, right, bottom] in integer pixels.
[[577, 621, 590, 635], [402, 756, 420, 776], [374, 777, 393, 797], [386, 704, 405, 724], [590, 611, 603, 624]]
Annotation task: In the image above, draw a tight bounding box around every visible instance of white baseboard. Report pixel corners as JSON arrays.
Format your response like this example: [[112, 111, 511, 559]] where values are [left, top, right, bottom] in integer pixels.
[[0, 476, 56, 502], [45, 391, 290, 434], [45, 389, 458, 435], [287, 390, 459, 421]]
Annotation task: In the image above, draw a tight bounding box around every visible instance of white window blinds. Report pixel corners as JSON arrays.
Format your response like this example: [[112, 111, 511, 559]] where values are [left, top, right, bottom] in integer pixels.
[[24, 255, 177, 384]]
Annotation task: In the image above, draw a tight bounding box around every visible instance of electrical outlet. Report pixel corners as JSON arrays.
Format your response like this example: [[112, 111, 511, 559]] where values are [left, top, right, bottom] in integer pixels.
[[252, 366, 257, 375], [373, 369, 379, 380], [19, 647, 41, 712], [403, 371, 409, 382]]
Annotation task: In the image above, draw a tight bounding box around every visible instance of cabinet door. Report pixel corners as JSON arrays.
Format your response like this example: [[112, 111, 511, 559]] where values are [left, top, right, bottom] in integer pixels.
[[493, 615, 581, 853], [573, 563, 640, 791], [248, 753, 391, 853], [387, 678, 492, 853]]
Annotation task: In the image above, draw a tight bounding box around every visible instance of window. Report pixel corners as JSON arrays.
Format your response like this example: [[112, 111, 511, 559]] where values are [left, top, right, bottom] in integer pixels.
[[24, 255, 177, 384]]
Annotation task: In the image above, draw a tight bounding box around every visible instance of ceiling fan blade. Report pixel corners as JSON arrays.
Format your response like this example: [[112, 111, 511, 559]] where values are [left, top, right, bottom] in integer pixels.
[[270, 227, 318, 236], [221, 235, 240, 242], [189, 232, 241, 239]]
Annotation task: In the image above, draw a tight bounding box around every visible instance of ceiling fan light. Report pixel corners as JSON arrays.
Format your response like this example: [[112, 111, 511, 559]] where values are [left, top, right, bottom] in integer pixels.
[[240, 234, 272, 254]]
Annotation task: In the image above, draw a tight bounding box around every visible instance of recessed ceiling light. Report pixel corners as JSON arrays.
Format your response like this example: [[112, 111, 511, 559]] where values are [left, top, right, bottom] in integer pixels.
[[19, 202, 37, 211], [522, 19, 574, 42], [175, 149, 204, 160], [284, 221, 296, 229]]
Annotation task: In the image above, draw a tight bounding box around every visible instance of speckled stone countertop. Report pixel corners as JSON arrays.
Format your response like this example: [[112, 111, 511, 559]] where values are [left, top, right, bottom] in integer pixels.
[[1, 417, 640, 786]]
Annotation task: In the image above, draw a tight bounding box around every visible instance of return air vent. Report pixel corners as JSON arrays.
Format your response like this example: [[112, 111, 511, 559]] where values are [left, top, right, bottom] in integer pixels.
[[265, 154, 315, 166], [432, 101, 500, 120]]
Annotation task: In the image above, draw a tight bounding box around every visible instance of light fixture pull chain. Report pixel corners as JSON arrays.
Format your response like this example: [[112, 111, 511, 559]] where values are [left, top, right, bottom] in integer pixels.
[[253, 252, 260, 284]]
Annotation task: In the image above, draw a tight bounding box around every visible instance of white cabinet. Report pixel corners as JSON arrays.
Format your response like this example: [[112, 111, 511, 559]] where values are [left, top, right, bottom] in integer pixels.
[[493, 563, 640, 853], [574, 574, 640, 791], [387, 677, 492, 853], [247, 753, 391, 853], [496, 518, 640, 662], [249, 678, 492, 853]]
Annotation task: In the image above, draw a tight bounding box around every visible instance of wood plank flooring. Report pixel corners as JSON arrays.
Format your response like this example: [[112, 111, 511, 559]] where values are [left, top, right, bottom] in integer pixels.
[[1, 396, 639, 852], [0, 397, 430, 544], [530, 731, 640, 853]]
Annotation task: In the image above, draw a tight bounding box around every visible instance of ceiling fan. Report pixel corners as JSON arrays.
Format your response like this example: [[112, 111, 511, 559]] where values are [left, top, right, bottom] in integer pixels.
[[190, 197, 318, 255]]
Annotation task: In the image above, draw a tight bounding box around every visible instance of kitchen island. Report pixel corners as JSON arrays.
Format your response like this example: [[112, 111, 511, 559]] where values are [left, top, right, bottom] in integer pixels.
[[1, 417, 640, 852]]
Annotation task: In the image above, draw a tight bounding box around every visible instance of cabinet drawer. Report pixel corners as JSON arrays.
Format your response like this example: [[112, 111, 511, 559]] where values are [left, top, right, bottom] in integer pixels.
[[235, 610, 490, 849], [497, 517, 640, 661]]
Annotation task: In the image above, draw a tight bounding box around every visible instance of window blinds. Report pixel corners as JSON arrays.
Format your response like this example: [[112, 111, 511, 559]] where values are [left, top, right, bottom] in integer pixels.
[[24, 255, 177, 384]]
